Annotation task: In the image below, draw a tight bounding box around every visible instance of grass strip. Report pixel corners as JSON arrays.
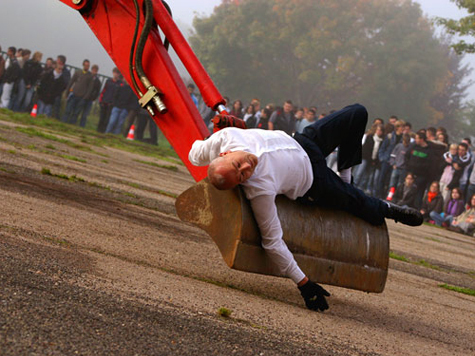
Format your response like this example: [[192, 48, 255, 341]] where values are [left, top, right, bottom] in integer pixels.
[[134, 159, 179, 172], [389, 251, 410, 263], [438, 283, 475, 297]]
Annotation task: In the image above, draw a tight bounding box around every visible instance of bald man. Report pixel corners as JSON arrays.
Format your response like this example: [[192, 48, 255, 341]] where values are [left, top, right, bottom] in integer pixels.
[[189, 104, 422, 311]]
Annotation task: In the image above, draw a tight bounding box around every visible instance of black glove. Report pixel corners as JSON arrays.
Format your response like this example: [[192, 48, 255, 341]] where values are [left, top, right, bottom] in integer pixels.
[[298, 280, 330, 312]]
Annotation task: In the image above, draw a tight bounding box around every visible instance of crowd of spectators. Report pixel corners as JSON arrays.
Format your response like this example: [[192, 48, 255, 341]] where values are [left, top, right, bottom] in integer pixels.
[[2, 45, 475, 235], [0, 45, 157, 144]]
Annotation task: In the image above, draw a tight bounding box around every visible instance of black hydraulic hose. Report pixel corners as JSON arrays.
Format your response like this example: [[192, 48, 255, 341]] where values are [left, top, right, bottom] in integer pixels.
[[129, 0, 142, 94], [162, 0, 172, 51], [135, 0, 154, 80]]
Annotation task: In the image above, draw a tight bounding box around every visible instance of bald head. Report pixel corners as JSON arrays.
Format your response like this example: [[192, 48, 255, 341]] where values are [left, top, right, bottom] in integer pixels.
[[207, 151, 258, 190]]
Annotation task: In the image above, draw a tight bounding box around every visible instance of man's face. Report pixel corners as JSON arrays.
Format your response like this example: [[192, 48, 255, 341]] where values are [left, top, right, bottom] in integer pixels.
[[46, 59, 53, 68], [295, 110, 304, 120], [395, 125, 403, 134], [405, 175, 414, 186], [389, 118, 397, 125], [91, 67, 98, 75], [112, 71, 120, 80], [83, 61, 90, 71], [458, 145, 467, 157], [187, 86, 194, 94], [415, 134, 424, 145], [403, 125, 411, 135], [307, 112, 316, 121], [283, 102, 293, 113], [210, 151, 258, 189], [7, 49, 14, 58]]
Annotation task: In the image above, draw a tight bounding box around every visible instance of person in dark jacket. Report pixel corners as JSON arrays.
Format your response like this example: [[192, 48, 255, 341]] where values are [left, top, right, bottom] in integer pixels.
[[105, 80, 135, 134], [405, 131, 433, 208], [52, 55, 70, 120], [393, 173, 418, 208], [37, 62, 67, 117], [420, 181, 444, 221], [256, 108, 271, 130], [430, 187, 465, 226], [269, 100, 295, 135], [16, 51, 43, 112], [0, 47, 21, 109], [62, 59, 91, 124], [97, 68, 121, 133], [78, 64, 101, 128], [135, 108, 158, 145]]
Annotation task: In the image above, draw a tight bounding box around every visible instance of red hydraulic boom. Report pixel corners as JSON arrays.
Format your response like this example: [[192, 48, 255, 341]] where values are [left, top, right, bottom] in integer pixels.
[[59, 0, 227, 181]]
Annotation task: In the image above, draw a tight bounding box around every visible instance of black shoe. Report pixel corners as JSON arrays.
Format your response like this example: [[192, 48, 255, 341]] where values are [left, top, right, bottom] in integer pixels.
[[385, 203, 423, 226]]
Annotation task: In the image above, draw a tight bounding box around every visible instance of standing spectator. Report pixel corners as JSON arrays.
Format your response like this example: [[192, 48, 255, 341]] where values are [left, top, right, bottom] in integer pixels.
[[294, 108, 304, 131], [187, 83, 198, 108], [256, 108, 271, 130], [18, 51, 43, 112], [420, 181, 444, 221], [0, 47, 20, 109], [12, 49, 31, 111], [268, 100, 295, 135], [426, 126, 447, 182], [354, 124, 384, 195], [439, 144, 462, 202], [459, 138, 473, 198], [79, 64, 101, 128], [376, 120, 405, 198], [97, 68, 121, 133], [251, 98, 261, 121], [230, 100, 243, 118], [105, 81, 135, 134], [243, 104, 257, 128], [135, 108, 158, 145], [297, 109, 317, 133], [36, 61, 67, 117], [62, 59, 91, 124], [52, 55, 70, 120], [44, 58, 54, 71], [388, 133, 411, 190], [405, 131, 432, 208], [388, 115, 398, 126], [430, 188, 465, 227], [0, 45, 5, 95], [447, 194, 475, 235], [393, 173, 418, 208]]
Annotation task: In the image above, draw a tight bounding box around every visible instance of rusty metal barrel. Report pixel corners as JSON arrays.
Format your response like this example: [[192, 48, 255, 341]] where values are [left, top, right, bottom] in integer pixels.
[[176, 179, 389, 293]]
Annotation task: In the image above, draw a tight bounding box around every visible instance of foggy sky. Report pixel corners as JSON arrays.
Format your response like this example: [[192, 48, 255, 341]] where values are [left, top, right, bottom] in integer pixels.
[[0, 0, 473, 100]]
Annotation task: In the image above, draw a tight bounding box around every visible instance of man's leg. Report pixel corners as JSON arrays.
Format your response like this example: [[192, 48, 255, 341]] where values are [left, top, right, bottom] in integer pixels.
[[79, 100, 93, 128], [301, 104, 367, 171], [306, 165, 422, 226]]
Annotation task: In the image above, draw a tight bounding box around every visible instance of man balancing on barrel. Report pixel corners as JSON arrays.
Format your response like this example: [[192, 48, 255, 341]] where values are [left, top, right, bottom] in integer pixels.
[[189, 104, 422, 312]]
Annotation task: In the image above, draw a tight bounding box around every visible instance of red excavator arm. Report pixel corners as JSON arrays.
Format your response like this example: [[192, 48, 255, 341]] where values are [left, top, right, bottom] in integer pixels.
[[59, 0, 226, 181]]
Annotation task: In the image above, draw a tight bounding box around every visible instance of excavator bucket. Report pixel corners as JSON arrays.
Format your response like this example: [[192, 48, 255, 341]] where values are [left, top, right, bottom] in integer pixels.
[[176, 179, 389, 293]]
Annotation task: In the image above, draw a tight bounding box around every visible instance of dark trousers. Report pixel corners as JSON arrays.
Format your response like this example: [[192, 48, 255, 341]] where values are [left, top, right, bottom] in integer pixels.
[[294, 104, 387, 226], [97, 103, 112, 133]]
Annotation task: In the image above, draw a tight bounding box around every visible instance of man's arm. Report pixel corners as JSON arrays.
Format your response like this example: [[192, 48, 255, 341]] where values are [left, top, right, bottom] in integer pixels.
[[250, 195, 306, 284], [188, 132, 225, 166], [250, 194, 330, 311]]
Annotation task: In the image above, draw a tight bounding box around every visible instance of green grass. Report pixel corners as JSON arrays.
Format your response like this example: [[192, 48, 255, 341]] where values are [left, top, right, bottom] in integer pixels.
[[59, 154, 87, 163], [1, 109, 180, 162], [134, 159, 179, 172], [416, 259, 441, 271], [0, 167, 15, 174], [389, 251, 410, 263], [41, 168, 85, 182], [438, 284, 475, 297], [45, 144, 56, 150], [217, 307, 232, 318]]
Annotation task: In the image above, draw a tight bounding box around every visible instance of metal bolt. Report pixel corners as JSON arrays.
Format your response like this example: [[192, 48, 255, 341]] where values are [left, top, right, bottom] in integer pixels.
[[72, 0, 82, 5]]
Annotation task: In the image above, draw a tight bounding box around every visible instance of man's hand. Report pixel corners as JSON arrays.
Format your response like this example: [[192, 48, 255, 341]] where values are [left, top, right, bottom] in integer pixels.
[[212, 114, 247, 133], [298, 280, 330, 312]]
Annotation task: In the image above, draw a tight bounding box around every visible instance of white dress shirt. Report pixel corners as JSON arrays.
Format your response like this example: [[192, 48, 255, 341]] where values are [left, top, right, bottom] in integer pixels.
[[189, 128, 313, 283]]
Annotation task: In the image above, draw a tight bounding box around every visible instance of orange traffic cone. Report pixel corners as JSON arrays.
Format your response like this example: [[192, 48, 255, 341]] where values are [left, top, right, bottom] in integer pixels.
[[30, 104, 38, 118], [386, 186, 396, 201], [127, 125, 135, 140]]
